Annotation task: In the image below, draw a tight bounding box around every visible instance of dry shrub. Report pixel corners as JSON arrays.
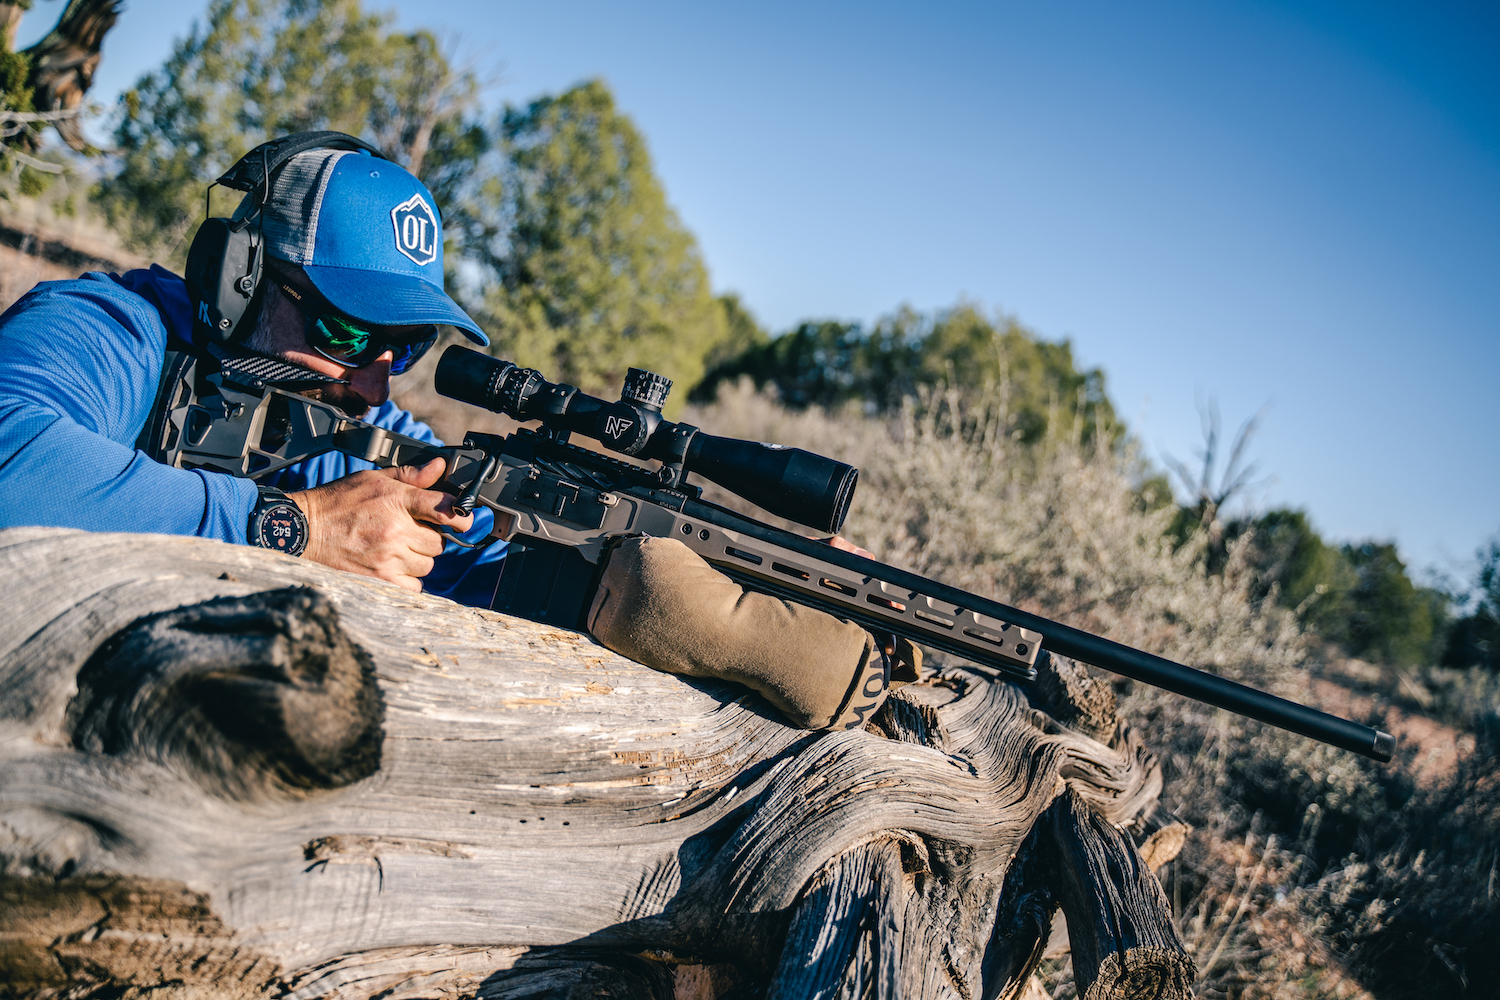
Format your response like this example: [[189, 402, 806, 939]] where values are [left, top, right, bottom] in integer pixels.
[[1403, 664, 1500, 730], [679, 380, 1500, 1000], [401, 375, 1497, 998]]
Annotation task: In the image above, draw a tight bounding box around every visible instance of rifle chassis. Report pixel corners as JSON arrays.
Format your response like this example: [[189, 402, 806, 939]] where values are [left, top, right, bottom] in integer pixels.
[[140, 344, 1396, 762]]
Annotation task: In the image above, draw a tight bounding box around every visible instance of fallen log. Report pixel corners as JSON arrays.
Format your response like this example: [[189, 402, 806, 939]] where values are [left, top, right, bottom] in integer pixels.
[[0, 527, 1191, 999]]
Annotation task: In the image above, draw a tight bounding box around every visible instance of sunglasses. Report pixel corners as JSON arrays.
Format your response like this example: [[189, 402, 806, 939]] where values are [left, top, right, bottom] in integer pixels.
[[277, 282, 438, 375]]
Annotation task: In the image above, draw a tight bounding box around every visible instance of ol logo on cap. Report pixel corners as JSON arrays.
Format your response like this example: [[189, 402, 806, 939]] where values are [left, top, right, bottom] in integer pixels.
[[391, 194, 439, 267]]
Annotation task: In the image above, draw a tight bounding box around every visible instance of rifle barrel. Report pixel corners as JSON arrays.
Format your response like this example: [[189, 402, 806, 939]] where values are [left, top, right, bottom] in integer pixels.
[[691, 500, 1396, 762], [1031, 617, 1395, 762]]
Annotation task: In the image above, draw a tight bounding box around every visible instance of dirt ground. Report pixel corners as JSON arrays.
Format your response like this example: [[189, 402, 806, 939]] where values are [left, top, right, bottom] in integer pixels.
[[1310, 654, 1476, 785], [1, 215, 149, 312]]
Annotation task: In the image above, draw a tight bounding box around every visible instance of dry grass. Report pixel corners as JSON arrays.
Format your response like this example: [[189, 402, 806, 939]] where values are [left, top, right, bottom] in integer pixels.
[[2, 187, 152, 314], [0, 242, 77, 313], [668, 379, 1500, 1000]]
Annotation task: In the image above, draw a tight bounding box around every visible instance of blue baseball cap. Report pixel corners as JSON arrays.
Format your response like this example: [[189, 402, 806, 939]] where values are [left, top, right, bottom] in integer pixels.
[[247, 148, 489, 346]]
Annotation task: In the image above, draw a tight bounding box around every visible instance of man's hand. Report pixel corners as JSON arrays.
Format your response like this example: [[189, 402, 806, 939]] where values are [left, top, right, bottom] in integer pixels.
[[288, 457, 472, 591], [821, 535, 875, 559]]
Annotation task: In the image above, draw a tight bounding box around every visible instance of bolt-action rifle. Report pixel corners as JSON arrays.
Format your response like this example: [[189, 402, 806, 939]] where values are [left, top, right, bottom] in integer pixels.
[[144, 343, 1395, 762]]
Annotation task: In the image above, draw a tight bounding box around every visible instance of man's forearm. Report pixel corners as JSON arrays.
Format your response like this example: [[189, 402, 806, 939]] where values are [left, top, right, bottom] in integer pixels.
[[0, 403, 258, 541]]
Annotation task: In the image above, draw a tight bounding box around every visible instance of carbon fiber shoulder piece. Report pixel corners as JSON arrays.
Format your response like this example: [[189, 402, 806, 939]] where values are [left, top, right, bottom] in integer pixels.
[[217, 351, 350, 389]]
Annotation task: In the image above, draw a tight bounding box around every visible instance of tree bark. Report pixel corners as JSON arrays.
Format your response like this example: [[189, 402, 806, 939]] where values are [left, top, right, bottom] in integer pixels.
[[6, 0, 122, 153], [0, 527, 1190, 999], [1, 3, 23, 51]]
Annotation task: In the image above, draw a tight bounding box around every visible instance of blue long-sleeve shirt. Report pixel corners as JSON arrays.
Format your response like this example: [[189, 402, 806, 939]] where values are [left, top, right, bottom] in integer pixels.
[[0, 266, 505, 605]]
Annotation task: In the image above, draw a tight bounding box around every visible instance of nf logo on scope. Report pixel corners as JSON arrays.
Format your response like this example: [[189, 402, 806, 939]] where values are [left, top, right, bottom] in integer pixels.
[[391, 194, 439, 266], [604, 415, 634, 440]]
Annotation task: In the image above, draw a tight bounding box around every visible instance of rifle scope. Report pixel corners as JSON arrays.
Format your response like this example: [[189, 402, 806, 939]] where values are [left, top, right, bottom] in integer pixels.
[[434, 346, 860, 534]]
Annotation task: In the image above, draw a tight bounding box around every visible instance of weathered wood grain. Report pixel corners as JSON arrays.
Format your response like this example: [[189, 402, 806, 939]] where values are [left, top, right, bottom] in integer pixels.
[[0, 527, 1186, 999], [1046, 791, 1193, 1000]]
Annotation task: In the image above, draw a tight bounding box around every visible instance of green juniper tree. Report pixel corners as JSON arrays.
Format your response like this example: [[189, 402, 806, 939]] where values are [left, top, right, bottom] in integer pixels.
[[695, 301, 1118, 447], [95, 0, 482, 263], [1220, 507, 1457, 667], [1442, 536, 1500, 670], [706, 291, 769, 371], [913, 304, 1117, 446], [1338, 540, 1447, 666], [478, 79, 727, 397], [691, 318, 894, 409]]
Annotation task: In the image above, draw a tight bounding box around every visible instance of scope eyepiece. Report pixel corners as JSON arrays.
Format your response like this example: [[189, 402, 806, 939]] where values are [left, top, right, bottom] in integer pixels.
[[433, 347, 547, 419]]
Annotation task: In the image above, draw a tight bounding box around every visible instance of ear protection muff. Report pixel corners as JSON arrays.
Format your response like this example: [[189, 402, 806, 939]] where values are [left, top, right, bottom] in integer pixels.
[[183, 216, 264, 345], [184, 130, 387, 347]]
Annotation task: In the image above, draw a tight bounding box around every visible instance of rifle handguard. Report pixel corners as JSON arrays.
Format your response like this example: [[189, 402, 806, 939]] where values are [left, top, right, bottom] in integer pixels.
[[587, 535, 891, 731]]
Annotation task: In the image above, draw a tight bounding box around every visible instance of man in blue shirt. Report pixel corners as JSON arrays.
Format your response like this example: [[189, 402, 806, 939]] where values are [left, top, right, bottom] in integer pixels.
[[0, 131, 903, 730], [0, 134, 505, 604]]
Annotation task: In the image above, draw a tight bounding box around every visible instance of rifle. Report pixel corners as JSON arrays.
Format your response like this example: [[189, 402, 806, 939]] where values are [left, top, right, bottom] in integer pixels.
[[147, 343, 1395, 762]]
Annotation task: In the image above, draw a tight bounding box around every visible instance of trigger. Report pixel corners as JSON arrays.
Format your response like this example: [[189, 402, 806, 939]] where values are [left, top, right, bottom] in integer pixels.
[[435, 525, 482, 549]]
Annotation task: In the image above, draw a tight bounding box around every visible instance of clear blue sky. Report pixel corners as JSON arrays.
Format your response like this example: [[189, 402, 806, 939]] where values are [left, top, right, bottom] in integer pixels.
[[19, 0, 1500, 584]]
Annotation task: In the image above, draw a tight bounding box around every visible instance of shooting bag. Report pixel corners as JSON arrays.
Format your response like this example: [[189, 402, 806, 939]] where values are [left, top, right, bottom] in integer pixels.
[[587, 535, 908, 731]]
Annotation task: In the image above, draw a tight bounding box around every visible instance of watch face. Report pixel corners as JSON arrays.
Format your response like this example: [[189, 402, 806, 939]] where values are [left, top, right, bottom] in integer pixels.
[[252, 501, 307, 556]]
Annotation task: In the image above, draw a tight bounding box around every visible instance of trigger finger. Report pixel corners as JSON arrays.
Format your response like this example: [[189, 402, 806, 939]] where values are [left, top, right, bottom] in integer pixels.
[[411, 524, 446, 558]]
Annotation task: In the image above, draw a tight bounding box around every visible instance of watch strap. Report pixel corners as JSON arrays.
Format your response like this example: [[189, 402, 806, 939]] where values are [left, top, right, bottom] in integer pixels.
[[249, 484, 308, 557], [255, 484, 300, 509]]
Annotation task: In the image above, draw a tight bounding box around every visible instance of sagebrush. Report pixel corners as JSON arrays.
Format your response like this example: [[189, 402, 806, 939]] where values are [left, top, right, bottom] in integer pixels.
[[395, 372, 1498, 998], [679, 380, 1499, 1000]]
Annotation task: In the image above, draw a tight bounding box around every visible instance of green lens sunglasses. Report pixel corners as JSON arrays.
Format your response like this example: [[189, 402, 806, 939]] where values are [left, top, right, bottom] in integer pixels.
[[278, 282, 438, 375]]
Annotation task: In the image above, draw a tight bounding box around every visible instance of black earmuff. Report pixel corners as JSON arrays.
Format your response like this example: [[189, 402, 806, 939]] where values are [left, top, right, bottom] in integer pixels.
[[184, 131, 386, 347], [184, 216, 264, 344]]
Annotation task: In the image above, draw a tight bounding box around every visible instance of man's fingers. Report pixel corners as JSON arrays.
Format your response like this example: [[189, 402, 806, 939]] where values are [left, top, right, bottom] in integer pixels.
[[822, 535, 875, 560], [387, 458, 472, 530], [395, 456, 449, 489], [390, 573, 424, 593], [401, 552, 436, 583], [409, 522, 447, 558], [407, 485, 474, 531], [371, 547, 435, 590]]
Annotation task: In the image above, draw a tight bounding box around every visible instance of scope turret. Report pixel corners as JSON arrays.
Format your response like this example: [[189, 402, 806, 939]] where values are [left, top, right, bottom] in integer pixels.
[[621, 368, 672, 410]]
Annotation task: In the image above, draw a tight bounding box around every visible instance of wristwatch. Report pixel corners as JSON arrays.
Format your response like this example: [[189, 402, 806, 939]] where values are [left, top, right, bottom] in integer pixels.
[[247, 485, 308, 557]]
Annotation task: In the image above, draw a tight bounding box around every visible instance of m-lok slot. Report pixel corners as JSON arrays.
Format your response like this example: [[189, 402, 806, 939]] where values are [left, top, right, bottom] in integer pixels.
[[963, 626, 1008, 647], [961, 626, 1031, 657]]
